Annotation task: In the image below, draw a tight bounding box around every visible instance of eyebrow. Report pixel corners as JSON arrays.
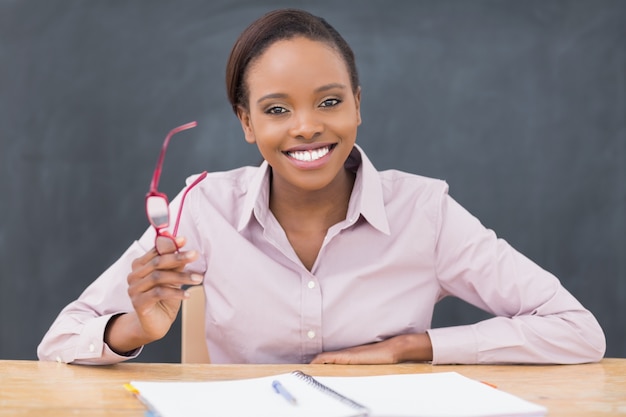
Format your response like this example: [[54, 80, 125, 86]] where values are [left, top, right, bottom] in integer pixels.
[[256, 83, 348, 105]]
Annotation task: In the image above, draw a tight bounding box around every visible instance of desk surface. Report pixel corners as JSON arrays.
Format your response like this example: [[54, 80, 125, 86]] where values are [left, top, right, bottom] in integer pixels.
[[1, 358, 625, 416]]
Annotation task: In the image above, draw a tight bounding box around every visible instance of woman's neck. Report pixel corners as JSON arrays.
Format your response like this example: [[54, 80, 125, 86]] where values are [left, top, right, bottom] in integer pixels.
[[269, 168, 356, 233]]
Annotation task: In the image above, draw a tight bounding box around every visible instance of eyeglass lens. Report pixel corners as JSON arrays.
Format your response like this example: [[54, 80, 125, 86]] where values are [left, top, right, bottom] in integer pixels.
[[146, 195, 170, 229]]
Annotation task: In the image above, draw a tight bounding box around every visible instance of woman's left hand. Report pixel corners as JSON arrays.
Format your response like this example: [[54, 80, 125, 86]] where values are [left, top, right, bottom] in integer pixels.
[[310, 333, 433, 364]]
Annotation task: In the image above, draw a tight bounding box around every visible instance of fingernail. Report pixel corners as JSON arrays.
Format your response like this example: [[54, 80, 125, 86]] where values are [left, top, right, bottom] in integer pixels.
[[185, 250, 197, 259], [191, 274, 203, 282]]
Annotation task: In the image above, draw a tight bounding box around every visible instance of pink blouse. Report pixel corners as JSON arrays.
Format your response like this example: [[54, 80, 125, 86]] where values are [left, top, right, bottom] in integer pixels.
[[38, 145, 605, 365]]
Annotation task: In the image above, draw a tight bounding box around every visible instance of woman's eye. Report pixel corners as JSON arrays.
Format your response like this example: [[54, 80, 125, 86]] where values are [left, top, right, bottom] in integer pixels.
[[320, 98, 341, 108], [266, 106, 288, 115]]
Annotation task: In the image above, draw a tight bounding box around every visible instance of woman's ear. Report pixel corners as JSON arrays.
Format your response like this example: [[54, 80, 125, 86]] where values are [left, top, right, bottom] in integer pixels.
[[236, 106, 256, 144]]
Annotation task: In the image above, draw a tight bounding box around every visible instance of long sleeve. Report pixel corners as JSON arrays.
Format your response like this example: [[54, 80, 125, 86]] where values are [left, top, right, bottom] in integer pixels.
[[426, 194, 606, 364], [37, 242, 147, 365], [37, 173, 209, 365]]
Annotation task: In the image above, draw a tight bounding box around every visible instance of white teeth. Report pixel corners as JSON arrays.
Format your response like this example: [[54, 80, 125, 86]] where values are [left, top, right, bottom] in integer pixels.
[[288, 146, 330, 162]]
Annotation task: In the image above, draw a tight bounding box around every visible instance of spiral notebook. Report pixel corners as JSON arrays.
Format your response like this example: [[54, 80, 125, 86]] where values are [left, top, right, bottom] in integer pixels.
[[127, 370, 546, 417]]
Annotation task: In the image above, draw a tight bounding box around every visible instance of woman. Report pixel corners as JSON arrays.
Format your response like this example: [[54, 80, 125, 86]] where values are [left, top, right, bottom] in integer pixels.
[[38, 8, 605, 365]]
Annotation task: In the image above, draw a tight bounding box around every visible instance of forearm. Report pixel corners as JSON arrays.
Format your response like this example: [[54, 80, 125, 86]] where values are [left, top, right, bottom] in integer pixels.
[[391, 333, 434, 362], [428, 310, 606, 365], [310, 333, 433, 364], [37, 311, 142, 365], [103, 312, 155, 356], [37, 242, 150, 364]]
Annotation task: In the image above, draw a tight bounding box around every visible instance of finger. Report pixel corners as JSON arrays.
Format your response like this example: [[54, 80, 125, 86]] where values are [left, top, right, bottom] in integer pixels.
[[130, 268, 203, 295], [128, 249, 198, 286], [155, 235, 181, 255], [311, 346, 379, 365], [130, 236, 188, 272], [309, 355, 326, 364], [131, 246, 161, 271], [132, 286, 190, 316], [149, 249, 198, 271], [310, 352, 338, 364]]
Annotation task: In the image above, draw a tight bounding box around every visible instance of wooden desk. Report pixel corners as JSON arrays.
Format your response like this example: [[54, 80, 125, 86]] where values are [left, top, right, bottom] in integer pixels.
[[1, 359, 625, 416]]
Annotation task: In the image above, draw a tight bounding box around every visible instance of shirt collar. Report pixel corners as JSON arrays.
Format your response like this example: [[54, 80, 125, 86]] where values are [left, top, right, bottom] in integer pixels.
[[237, 144, 390, 235], [237, 161, 270, 231], [347, 144, 391, 235]]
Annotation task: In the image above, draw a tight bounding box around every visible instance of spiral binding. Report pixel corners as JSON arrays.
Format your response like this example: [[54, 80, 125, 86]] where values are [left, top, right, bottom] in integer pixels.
[[291, 370, 370, 415]]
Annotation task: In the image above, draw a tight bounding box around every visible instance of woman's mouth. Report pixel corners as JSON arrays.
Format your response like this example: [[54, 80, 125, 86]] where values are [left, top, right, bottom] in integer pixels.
[[285, 144, 335, 162]]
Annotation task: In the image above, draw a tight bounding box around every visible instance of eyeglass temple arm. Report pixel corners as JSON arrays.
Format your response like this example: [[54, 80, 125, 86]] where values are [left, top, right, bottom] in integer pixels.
[[172, 171, 208, 236], [149, 121, 198, 192]]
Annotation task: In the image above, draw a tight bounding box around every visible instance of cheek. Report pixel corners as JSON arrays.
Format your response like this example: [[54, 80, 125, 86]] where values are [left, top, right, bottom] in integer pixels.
[[246, 118, 284, 158], [330, 114, 360, 138], [250, 115, 291, 146], [330, 101, 361, 135]]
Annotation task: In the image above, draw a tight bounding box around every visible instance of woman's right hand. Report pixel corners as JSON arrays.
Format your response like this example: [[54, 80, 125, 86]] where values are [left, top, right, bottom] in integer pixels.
[[104, 236, 202, 355]]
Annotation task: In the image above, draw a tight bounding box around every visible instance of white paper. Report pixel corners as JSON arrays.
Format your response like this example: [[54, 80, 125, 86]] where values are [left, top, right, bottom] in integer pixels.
[[129, 371, 546, 417]]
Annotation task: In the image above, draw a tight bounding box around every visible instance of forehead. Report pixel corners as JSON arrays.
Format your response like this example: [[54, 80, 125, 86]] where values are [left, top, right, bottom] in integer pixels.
[[245, 37, 351, 94]]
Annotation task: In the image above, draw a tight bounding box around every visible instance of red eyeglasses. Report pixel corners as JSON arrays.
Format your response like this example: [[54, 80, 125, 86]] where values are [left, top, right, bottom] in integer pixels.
[[145, 121, 207, 254]]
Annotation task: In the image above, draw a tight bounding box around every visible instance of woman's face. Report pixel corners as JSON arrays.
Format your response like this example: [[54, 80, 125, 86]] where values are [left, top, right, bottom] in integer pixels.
[[237, 36, 361, 194]]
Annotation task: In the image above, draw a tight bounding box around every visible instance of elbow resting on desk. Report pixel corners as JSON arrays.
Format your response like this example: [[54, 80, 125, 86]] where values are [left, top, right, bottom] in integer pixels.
[[430, 308, 606, 365]]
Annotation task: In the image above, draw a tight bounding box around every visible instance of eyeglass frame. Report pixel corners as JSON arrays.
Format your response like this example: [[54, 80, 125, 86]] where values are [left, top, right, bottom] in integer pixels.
[[145, 121, 207, 254]]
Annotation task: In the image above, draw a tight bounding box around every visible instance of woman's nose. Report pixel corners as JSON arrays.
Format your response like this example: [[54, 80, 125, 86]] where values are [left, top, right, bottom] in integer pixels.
[[289, 110, 323, 140]]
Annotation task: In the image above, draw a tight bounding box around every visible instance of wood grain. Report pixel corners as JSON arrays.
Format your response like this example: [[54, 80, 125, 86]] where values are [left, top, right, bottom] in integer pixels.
[[1, 359, 624, 416]]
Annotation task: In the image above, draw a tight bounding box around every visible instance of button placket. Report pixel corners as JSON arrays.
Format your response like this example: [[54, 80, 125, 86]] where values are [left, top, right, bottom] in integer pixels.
[[300, 273, 323, 358]]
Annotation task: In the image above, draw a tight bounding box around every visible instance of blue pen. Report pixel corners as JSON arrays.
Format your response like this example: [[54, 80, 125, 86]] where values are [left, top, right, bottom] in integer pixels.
[[272, 380, 298, 405]]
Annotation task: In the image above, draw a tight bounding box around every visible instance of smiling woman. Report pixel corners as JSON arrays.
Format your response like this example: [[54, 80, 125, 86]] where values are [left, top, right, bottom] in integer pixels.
[[37, 8, 606, 366], [237, 37, 362, 268]]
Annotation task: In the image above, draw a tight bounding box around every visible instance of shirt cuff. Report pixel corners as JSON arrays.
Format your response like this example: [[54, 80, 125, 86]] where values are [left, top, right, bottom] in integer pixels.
[[426, 325, 478, 365], [71, 313, 142, 365]]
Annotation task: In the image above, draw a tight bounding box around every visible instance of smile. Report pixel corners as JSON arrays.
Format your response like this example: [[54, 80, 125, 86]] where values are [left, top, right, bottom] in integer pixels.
[[286, 145, 334, 162]]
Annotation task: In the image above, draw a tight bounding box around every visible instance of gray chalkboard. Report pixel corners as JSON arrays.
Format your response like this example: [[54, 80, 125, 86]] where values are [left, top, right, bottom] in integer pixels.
[[1, 0, 624, 362]]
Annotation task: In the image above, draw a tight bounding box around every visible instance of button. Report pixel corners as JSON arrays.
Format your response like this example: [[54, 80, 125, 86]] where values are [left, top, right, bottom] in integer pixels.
[[89, 343, 95, 353], [307, 330, 316, 339], [307, 280, 316, 289], [55, 356, 62, 363]]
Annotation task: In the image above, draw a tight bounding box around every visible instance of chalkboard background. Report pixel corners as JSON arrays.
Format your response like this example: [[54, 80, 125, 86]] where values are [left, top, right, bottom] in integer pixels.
[[1, 0, 624, 362]]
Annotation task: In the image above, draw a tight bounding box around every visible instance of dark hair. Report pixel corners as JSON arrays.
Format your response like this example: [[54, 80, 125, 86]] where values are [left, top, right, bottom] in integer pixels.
[[225, 8, 360, 114]]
